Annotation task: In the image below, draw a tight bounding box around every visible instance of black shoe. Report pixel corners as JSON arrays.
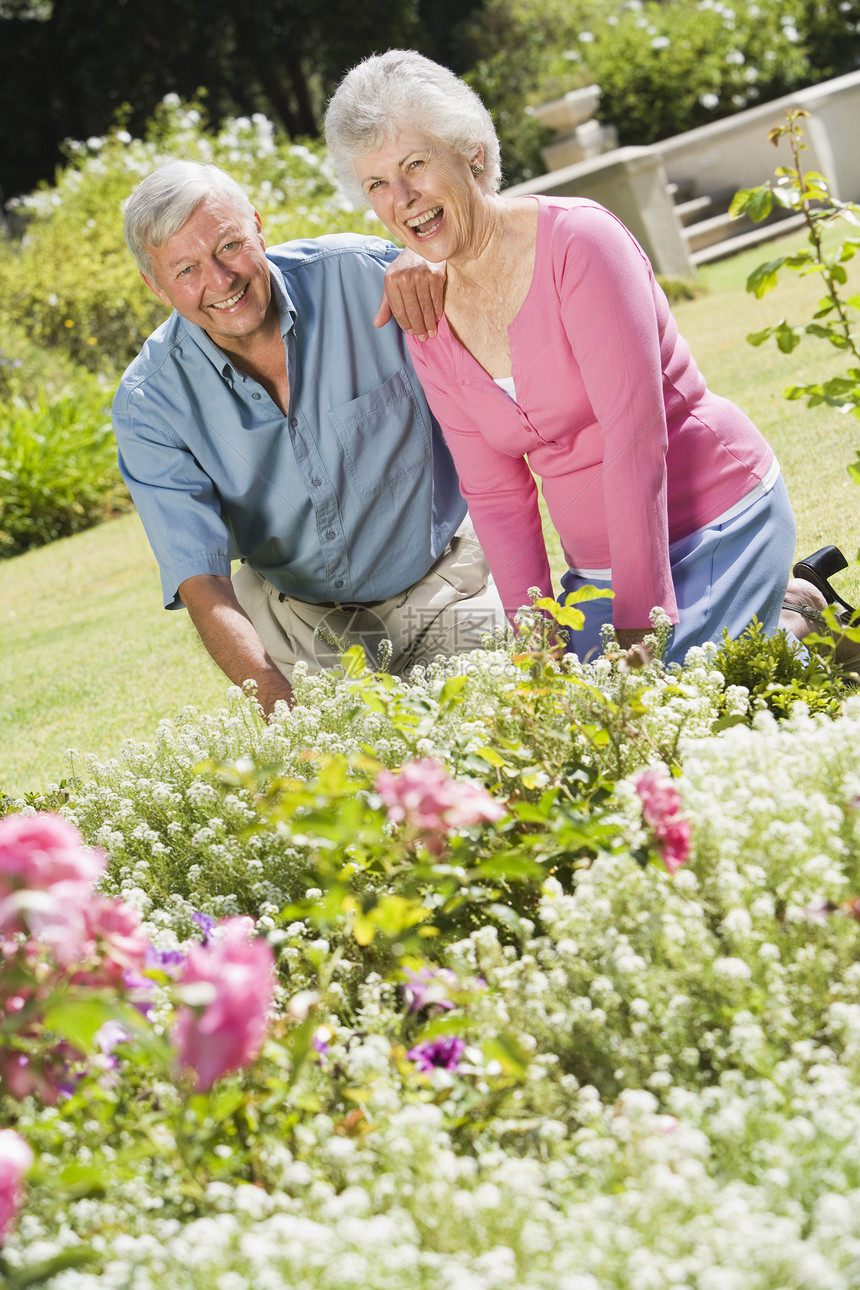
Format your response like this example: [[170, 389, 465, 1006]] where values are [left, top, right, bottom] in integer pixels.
[[792, 546, 856, 618]]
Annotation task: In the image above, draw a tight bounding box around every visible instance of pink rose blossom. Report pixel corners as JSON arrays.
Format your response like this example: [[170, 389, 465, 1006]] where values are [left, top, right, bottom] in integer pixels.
[[172, 917, 276, 1092], [0, 1129, 33, 1245], [72, 897, 150, 986], [376, 759, 505, 855], [634, 767, 692, 874], [0, 815, 105, 958], [0, 814, 104, 898]]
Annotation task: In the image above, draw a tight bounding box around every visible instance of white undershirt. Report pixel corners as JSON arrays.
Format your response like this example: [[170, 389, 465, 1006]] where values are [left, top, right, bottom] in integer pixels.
[[494, 375, 518, 401]]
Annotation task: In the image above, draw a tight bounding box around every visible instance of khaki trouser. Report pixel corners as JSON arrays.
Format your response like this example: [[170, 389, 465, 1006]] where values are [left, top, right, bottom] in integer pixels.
[[232, 520, 507, 681]]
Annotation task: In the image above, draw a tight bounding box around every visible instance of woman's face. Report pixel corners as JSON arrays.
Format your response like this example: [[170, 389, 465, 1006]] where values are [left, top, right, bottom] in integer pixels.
[[354, 128, 482, 264]]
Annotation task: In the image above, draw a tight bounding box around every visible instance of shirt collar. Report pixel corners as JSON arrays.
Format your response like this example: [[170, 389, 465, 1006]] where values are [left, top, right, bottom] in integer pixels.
[[178, 255, 297, 381]]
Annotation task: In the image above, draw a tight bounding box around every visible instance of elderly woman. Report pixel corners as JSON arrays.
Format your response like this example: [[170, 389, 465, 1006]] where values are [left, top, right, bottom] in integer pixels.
[[325, 50, 852, 664]]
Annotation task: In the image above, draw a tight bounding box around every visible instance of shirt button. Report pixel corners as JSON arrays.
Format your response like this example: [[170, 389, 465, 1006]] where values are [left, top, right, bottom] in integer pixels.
[[335, 578, 344, 588], [290, 417, 298, 427], [312, 476, 323, 487], [252, 392, 261, 400], [325, 530, 336, 541]]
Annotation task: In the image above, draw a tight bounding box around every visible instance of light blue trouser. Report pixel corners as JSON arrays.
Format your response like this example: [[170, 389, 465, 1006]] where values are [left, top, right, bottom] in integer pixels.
[[559, 474, 796, 667]]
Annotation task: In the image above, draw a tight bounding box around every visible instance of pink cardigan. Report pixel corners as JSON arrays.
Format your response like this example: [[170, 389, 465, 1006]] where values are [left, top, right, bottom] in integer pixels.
[[406, 196, 775, 628]]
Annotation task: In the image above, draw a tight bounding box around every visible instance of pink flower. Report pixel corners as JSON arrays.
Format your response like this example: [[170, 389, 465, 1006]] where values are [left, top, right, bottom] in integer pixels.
[[0, 1129, 33, 1245], [376, 759, 505, 855], [634, 767, 691, 874], [171, 917, 275, 1092], [0, 814, 104, 899], [73, 897, 150, 986], [0, 815, 105, 959], [407, 1035, 467, 1073], [0, 1044, 79, 1105]]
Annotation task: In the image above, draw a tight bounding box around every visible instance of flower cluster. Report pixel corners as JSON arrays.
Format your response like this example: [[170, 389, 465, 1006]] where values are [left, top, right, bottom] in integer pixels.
[[633, 765, 692, 873], [172, 916, 275, 1091], [0, 1130, 31, 1247], [376, 758, 506, 855], [0, 813, 149, 1102]]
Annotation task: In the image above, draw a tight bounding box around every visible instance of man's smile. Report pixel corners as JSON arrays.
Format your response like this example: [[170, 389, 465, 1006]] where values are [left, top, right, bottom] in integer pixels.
[[211, 284, 249, 310]]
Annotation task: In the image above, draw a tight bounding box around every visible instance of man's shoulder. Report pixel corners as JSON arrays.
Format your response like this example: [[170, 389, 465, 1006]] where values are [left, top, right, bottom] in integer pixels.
[[266, 232, 398, 277], [113, 312, 187, 412]]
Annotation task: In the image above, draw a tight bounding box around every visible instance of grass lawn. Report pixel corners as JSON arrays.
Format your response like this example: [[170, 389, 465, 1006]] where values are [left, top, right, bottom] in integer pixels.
[[0, 513, 230, 798], [1, 225, 858, 799]]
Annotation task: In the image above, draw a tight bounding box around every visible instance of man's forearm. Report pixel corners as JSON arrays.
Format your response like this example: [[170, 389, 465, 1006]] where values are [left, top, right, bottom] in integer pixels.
[[178, 574, 293, 715]]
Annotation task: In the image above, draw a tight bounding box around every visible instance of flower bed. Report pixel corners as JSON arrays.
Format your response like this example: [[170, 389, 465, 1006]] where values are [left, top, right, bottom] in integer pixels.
[[2, 623, 860, 1289]]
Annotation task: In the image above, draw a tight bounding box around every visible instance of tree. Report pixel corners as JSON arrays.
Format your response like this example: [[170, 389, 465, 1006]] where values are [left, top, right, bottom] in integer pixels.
[[0, 0, 483, 201]]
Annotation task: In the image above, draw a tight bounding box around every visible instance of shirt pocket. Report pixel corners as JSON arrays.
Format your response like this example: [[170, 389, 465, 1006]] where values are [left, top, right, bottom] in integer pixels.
[[328, 369, 431, 499]]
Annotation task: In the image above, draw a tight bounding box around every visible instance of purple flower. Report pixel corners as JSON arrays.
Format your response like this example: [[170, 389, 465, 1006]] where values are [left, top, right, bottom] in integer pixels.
[[312, 1027, 332, 1058], [402, 966, 457, 1014], [407, 1036, 467, 1073], [191, 911, 216, 944], [144, 946, 187, 975], [94, 1020, 132, 1055], [122, 968, 156, 1018]]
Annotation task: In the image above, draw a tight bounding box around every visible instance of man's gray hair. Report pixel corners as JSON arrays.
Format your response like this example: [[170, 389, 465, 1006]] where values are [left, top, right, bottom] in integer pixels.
[[324, 49, 502, 203], [123, 160, 256, 279]]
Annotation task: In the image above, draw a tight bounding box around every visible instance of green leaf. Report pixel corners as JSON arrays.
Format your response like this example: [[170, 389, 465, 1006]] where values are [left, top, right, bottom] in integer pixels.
[[748, 186, 775, 221], [746, 260, 785, 298], [746, 325, 776, 347], [772, 186, 800, 210], [483, 1032, 531, 1080], [42, 996, 119, 1051], [728, 188, 755, 218], [848, 453, 860, 484], [775, 323, 801, 354], [559, 585, 615, 605], [209, 1083, 247, 1123], [438, 675, 470, 708], [474, 853, 545, 882], [339, 644, 369, 678], [3, 1247, 100, 1288], [534, 596, 581, 629]]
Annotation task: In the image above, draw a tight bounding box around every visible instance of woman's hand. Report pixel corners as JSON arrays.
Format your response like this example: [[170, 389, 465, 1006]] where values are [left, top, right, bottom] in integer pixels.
[[375, 250, 447, 340]]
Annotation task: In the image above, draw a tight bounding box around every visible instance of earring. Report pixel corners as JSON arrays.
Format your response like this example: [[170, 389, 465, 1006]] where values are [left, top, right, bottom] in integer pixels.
[[471, 163, 484, 178]]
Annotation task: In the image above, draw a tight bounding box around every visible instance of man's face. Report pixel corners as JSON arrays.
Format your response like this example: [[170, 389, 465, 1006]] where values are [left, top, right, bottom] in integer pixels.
[[142, 194, 274, 351]]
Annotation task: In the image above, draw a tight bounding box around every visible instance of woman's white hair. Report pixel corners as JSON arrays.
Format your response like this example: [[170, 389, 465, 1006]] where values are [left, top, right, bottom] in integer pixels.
[[123, 160, 255, 279], [324, 49, 502, 202]]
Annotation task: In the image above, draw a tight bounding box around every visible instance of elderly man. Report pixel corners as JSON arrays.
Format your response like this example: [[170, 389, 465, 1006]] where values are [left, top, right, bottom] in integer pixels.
[[112, 161, 506, 713]]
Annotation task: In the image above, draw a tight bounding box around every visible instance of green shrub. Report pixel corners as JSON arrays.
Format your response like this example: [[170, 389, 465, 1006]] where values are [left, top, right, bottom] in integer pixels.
[[0, 379, 130, 556], [576, 0, 809, 147], [0, 320, 95, 405], [712, 619, 844, 721]]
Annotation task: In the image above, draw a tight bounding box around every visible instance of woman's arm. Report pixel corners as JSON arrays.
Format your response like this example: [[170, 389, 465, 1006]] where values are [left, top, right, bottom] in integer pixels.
[[552, 204, 679, 630], [407, 340, 552, 622]]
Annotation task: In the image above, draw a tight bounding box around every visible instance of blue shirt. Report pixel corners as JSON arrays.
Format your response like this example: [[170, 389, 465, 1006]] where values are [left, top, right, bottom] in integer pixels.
[[112, 233, 466, 609]]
